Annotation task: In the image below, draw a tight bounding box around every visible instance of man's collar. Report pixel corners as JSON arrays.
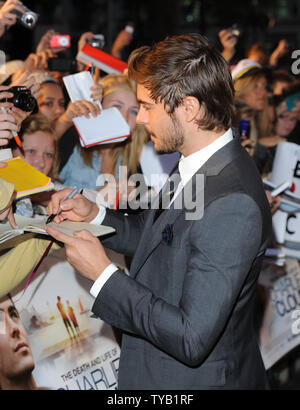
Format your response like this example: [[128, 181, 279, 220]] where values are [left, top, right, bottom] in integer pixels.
[[178, 128, 233, 186]]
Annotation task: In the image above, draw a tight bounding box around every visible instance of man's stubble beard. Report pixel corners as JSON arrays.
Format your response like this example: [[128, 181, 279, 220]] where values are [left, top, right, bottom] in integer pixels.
[[153, 114, 185, 155]]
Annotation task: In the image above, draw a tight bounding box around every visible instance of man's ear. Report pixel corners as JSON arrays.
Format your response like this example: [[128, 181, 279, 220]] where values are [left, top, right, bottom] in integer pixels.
[[181, 96, 201, 123]]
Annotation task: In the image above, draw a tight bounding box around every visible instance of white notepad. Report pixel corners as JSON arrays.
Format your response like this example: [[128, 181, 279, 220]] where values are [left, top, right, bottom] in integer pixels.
[[63, 72, 130, 147], [72, 107, 130, 147], [63, 71, 96, 104]]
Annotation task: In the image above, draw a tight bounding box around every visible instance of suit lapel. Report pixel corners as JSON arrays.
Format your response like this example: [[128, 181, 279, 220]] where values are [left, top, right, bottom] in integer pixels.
[[130, 167, 181, 277], [131, 138, 243, 278], [130, 205, 185, 279]]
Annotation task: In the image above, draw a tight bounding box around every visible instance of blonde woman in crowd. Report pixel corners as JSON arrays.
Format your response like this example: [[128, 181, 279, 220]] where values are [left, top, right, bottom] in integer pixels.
[[232, 59, 272, 173], [36, 74, 102, 140], [59, 73, 148, 205]]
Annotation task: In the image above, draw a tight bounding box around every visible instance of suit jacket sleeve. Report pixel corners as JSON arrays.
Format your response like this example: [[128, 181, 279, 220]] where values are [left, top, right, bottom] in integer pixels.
[[92, 193, 263, 366], [101, 208, 149, 257]]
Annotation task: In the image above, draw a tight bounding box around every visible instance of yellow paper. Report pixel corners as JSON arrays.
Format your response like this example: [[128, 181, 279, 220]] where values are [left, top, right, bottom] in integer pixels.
[[0, 157, 54, 198]]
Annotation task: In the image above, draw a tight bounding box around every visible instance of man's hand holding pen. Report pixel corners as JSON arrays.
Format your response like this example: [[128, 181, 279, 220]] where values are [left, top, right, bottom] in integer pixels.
[[46, 187, 99, 224], [45, 187, 111, 282]]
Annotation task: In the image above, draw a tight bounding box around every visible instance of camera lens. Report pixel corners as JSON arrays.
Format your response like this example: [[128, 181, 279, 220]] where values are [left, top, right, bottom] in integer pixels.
[[21, 11, 37, 28], [91, 41, 100, 48], [24, 13, 34, 26], [25, 16, 33, 25], [89, 35, 105, 49]]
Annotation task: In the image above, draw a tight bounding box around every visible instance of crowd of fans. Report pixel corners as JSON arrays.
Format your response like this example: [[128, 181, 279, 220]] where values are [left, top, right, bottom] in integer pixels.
[[0, 2, 298, 216], [0, 3, 298, 219], [0, 0, 300, 389], [218, 28, 300, 212]]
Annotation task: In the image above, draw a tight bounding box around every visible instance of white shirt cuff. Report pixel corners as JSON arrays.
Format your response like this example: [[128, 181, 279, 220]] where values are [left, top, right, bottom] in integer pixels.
[[90, 205, 106, 225], [90, 263, 119, 298]]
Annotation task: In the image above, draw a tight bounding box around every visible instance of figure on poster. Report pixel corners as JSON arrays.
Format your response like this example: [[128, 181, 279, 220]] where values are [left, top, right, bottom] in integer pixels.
[[66, 300, 80, 335], [56, 296, 76, 339], [78, 296, 85, 314]]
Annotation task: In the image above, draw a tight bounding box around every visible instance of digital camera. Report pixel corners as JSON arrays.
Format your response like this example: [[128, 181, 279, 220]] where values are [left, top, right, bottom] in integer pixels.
[[87, 34, 105, 50], [228, 23, 241, 37], [50, 34, 71, 49], [12, 5, 38, 29], [0, 86, 37, 112]]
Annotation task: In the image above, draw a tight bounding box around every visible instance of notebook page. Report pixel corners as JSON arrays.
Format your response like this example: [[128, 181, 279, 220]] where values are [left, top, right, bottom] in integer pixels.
[[72, 107, 130, 147]]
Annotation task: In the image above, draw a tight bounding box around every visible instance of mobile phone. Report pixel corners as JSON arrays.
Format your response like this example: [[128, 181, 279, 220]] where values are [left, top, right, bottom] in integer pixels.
[[87, 34, 105, 50], [50, 34, 71, 49]]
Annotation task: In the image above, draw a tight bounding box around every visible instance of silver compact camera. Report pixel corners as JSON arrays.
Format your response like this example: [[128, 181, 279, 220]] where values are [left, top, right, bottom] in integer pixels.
[[228, 23, 241, 37], [12, 4, 39, 29], [87, 34, 105, 50]]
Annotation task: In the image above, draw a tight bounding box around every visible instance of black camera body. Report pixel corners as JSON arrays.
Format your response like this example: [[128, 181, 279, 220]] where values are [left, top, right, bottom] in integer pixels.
[[12, 5, 38, 29], [0, 86, 37, 112]]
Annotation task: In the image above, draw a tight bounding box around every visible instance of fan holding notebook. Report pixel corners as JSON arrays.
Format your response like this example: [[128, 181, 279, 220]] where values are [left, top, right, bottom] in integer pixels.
[[63, 70, 130, 147], [59, 73, 148, 202]]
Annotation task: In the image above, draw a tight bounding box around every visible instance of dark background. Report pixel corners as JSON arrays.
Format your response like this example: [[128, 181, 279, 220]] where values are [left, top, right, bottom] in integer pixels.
[[1, 0, 300, 64]]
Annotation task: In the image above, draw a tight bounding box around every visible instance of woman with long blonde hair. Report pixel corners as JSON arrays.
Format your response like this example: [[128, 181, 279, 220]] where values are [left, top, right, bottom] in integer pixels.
[[232, 60, 271, 173], [59, 73, 148, 192]]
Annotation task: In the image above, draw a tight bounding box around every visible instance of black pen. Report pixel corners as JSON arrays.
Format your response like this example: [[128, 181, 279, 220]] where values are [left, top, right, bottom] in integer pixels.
[[46, 187, 82, 224]]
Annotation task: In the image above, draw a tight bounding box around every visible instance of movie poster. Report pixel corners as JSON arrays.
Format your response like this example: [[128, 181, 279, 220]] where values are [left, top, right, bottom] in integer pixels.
[[258, 258, 300, 370], [11, 247, 121, 390]]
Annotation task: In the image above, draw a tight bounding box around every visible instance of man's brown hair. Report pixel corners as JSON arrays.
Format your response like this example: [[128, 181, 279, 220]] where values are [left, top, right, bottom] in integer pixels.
[[128, 33, 235, 131]]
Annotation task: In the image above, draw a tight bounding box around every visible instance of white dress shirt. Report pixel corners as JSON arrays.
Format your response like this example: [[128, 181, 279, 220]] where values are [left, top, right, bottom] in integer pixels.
[[89, 128, 233, 298]]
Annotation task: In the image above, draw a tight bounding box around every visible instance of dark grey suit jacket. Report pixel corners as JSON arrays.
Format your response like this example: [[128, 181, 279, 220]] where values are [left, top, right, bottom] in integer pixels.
[[92, 136, 272, 390]]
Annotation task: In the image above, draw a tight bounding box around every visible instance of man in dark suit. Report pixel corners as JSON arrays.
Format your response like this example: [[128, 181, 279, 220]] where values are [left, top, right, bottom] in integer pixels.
[[46, 33, 272, 389]]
